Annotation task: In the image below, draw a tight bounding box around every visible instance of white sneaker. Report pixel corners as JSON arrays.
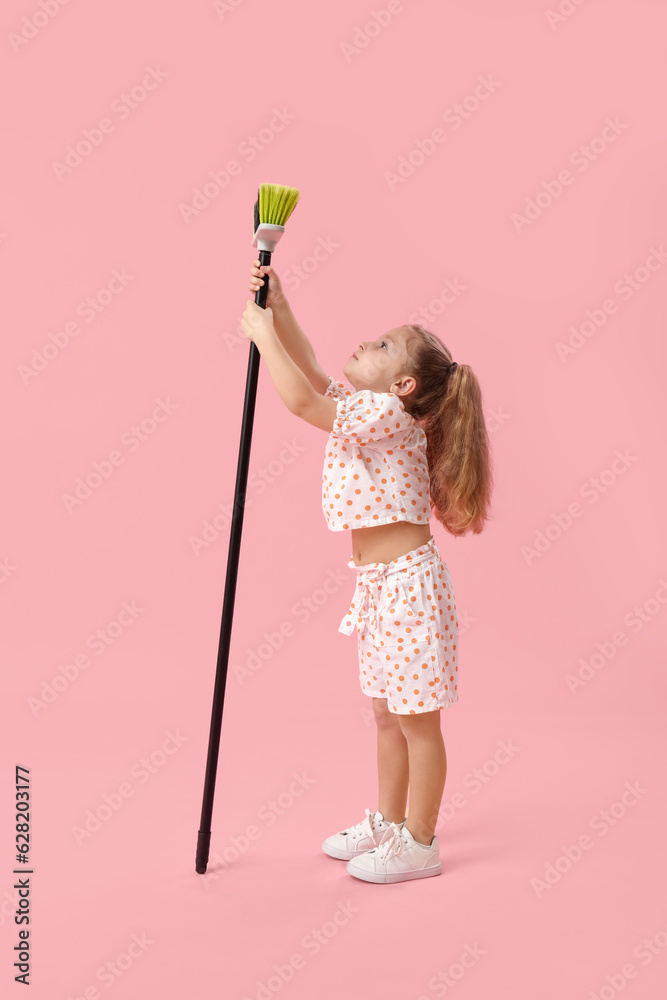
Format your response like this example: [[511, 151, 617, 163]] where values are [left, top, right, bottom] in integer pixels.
[[346, 822, 442, 883], [322, 808, 406, 860]]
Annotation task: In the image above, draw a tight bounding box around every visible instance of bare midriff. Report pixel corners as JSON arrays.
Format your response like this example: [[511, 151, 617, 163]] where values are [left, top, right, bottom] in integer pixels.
[[350, 520, 433, 566]]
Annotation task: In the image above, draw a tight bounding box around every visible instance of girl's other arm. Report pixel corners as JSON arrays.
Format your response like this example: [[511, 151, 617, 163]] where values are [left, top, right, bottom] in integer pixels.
[[273, 298, 330, 393], [250, 262, 329, 394], [240, 301, 336, 431]]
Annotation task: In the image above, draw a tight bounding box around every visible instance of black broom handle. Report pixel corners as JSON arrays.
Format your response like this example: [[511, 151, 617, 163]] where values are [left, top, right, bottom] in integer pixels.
[[195, 249, 272, 874]]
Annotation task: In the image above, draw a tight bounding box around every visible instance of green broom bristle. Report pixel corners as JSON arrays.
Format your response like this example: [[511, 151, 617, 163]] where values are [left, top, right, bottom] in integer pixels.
[[256, 184, 300, 227]]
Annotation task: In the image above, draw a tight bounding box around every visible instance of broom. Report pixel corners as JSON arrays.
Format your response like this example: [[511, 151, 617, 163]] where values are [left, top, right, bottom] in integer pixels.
[[195, 184, 300, 874]]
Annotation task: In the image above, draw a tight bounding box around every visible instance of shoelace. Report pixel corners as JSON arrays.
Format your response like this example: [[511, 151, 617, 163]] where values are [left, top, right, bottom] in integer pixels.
[[375, 822, 408, 860], [344, 807, 377, 843]]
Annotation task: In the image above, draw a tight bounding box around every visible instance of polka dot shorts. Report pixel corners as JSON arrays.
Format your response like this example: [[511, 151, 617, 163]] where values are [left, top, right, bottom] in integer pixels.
[[339, 536, 459, 714]]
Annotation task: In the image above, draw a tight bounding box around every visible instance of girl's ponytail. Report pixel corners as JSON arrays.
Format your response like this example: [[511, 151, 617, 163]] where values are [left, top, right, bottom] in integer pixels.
[[402, 326, 493, 536]]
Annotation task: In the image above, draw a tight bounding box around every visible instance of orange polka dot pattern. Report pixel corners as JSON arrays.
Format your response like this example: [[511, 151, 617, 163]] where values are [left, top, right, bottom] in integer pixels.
[[341, 537, 459, 715], [322, 376, 431, 532]]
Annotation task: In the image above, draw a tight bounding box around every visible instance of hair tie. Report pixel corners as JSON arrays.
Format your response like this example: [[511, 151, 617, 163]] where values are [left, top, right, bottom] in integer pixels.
[[449, 361, 458, 375]]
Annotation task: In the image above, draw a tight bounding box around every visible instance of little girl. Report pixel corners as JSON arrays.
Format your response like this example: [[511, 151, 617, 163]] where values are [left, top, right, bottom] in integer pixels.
[[241, 260, 493, 884]]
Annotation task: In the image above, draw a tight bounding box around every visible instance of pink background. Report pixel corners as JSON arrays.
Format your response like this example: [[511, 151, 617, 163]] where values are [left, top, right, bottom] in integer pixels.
[[2, 1, 667, 997]]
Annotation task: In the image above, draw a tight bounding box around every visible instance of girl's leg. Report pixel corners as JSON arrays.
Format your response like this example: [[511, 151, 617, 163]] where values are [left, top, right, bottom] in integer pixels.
[[373, 697, 409, 824], [397, 710, 447, 846]]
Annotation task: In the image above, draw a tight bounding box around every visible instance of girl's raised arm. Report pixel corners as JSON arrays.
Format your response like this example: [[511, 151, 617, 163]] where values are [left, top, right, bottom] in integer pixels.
[[250, 261, 329, 394]]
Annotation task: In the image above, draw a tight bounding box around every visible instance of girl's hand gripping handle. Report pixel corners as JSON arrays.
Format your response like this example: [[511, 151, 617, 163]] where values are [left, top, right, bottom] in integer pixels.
[[250, 258, 285, 312]]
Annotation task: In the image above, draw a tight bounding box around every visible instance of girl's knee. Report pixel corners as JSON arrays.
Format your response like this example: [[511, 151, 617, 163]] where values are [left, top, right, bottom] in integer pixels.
[[373, 698, 400, 726], [397, 708, 443, 736]]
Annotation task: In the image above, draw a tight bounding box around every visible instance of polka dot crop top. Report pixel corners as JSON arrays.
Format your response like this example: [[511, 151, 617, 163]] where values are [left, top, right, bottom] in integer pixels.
[[322, 376, 432, 532]]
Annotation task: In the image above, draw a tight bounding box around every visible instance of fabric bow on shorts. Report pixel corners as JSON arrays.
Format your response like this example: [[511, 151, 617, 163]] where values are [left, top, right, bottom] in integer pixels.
[[338, 562, 392, 637]]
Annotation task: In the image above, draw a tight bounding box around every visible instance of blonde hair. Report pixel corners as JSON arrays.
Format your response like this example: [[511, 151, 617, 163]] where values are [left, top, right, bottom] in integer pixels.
[[400, 325, 494, 536]]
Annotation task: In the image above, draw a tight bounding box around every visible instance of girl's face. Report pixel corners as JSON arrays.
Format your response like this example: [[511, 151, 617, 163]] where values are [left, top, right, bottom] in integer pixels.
[[343, 326, 417, 398]]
